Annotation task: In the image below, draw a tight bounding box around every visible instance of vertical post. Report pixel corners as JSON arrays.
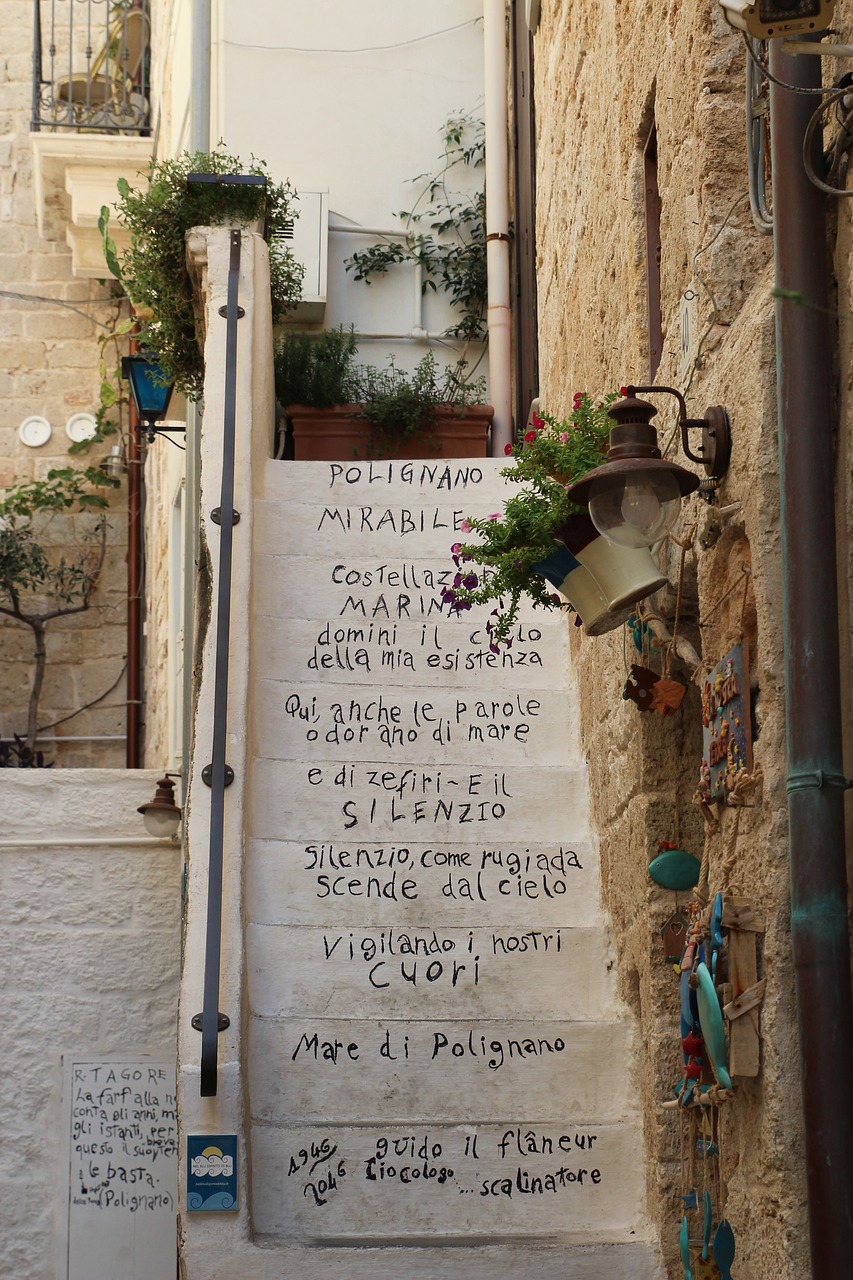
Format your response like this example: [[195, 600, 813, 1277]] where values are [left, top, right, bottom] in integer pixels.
[[769, 39, 853, 1276], [31, 0, 42, 131], [200, 229, 242, 1097], [126, 379, 143, 768], [484, 0, 513, 454]]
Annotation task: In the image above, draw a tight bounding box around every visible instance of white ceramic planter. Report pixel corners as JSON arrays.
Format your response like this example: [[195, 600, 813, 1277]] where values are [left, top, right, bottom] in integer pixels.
[[532, 545, 633, 636], [573, 536, 667, 611]]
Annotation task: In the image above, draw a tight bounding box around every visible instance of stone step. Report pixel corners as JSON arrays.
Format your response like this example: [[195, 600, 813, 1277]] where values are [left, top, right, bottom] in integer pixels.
[[244, 1240, 663, 1280], [258, 456, 508, 505], [249, 1119, 649, 1243], [247, 757, 590, 844], [246, 922, 618, 1022], [245, 835, 601, 929], [248, 1015, 638, 1125]]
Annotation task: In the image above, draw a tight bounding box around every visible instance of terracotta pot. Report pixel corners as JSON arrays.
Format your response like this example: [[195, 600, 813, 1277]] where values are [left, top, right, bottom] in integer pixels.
[[554, 514, 667, 611], [288, 403, 493, 461], [531, 544, 634, 636]]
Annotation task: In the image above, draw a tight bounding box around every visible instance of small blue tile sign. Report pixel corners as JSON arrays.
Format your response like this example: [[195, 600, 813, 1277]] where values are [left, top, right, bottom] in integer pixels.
[[186, 1135, 238, 1211]]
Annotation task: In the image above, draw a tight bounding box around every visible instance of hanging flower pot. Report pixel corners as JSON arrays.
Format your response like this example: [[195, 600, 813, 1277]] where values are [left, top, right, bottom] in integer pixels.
[[554, 514, 667, 611], [531, 543, 633, 636]]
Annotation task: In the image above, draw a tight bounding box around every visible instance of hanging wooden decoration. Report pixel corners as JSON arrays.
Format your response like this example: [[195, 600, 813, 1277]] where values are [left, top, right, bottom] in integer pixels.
[[648, 843, 701, 890], [650, 675, 687, 717], [659, 909, 691, 964], [623, 663, 659, 710]]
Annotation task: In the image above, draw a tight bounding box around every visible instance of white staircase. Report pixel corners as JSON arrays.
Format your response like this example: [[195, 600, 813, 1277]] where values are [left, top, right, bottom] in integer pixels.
[[235, 456, 662, 1275]]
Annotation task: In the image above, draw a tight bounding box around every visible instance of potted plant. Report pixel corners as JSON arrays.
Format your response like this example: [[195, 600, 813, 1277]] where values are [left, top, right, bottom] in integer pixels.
[[275, 328, 493, 460], [443, 392, 667, 642], [100, 146, 304, 399]]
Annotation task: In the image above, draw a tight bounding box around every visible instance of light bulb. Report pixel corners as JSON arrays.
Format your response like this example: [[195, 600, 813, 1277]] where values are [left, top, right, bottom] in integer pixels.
[[621, 475, 664, 532], [588, 469, 682, 547]]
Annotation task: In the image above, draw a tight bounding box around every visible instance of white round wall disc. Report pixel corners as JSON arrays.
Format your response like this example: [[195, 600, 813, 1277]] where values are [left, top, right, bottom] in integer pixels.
[[65, 413, 98, 443], [18, 415, 52, 447]]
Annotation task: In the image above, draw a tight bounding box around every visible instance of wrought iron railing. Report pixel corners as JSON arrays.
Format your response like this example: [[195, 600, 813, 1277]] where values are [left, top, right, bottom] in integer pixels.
[[31, 0, 151, 134]]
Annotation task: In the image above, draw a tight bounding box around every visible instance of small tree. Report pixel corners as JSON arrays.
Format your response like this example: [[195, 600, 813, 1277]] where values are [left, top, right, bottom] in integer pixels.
[[0, 467, 119, 759]]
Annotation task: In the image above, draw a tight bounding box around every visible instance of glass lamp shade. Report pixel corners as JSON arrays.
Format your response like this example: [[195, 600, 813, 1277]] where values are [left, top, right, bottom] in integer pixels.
[[588, 468, 682, 548], [122, 355, 174, 424], [141, 805, 181, 838]]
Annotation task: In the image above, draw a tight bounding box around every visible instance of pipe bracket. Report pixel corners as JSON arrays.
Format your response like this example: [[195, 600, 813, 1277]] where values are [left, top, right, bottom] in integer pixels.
[[787, 769, 853, 793]]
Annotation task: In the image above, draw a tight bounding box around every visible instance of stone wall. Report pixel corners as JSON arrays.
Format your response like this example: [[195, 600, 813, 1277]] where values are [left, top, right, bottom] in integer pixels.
[[531, 2, 828, 1277], [0, 770, 181, 1279], [0, 1, 130, 767]]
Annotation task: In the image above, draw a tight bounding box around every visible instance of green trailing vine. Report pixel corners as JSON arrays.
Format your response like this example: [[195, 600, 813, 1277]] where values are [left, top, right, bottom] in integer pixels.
[[101, 146, 304, 399], [442, 393, 619, 642], [346, 113, 488, 348], [0, 467, 120, 756], [66, 307, 135, 457]]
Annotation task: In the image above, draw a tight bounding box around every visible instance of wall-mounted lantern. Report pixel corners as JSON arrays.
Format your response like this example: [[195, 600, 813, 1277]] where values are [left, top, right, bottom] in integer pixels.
[[121, 354, 179, 444], [138, 774, 183, 838], [567, 386, 731, 548]]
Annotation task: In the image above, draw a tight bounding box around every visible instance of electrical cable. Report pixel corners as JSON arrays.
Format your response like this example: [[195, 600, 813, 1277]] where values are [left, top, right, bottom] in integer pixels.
[[656, 193, 751, 465], [224, 18, 480, 56], [741, 31, 834, 95], [0, 289, 115, 328], [803, 85, 853, 194], [745, 40, 774, 233], [37, 661, 128, 733]]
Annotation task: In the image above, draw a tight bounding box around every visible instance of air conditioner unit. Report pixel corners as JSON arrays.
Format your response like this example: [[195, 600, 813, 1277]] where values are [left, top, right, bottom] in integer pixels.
[[719, 0, 835, 39], [273, 189, 328, 321]]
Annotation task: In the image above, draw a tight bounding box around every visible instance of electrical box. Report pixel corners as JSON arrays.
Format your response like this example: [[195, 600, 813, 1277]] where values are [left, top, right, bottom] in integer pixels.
[[276, 189, 328, 322]]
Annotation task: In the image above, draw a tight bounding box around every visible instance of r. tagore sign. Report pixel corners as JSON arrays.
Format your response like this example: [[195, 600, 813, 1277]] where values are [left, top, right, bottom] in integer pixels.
[[246, 459, 643, 1244], [64, 1057, 177, 1280]]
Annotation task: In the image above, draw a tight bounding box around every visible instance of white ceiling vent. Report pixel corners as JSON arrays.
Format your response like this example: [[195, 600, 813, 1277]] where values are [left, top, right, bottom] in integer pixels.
[[282, 190, 328, 322]]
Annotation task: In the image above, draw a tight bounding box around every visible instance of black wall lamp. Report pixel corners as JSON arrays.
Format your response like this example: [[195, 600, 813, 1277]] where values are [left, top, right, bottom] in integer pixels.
[[138, 773, 183, 838], [122, 354, 179, 443], [567, 385, 731, 548]]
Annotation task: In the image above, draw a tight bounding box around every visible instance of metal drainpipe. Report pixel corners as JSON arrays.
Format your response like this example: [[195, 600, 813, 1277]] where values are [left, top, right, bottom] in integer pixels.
[[484, 0, 514, 455], [769, 40, 853, 1275]]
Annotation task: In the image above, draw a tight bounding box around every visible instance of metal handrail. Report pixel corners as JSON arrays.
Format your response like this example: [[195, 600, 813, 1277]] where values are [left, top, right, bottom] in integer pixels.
[[199, 229, 243, 1098], [31, 0, 151, 135]]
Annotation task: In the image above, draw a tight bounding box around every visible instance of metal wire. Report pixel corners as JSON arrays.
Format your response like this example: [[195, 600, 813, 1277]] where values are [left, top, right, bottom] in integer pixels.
[[803, 86, 853, 195]]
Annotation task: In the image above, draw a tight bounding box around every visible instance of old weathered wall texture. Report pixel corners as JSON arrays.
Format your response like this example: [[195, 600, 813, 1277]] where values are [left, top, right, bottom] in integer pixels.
[[0, 1, 130, 767], [0, 771, 181, 1279], [532, 3, 826, 1277]]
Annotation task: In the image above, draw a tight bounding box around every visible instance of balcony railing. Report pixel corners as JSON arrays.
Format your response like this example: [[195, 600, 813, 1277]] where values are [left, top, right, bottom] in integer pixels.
[[32, 0, 151, 135]]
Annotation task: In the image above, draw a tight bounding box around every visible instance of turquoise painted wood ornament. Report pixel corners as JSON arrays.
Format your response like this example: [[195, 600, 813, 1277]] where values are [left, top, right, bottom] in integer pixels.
[[648, 846, 701, 890]]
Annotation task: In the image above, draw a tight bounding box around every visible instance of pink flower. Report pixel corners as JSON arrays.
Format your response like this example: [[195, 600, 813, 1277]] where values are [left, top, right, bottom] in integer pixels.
[[560, 432, 568, 443], [450, 542, 461, 555], [487, 512, 502, 521], [459, 518, 471, 533], [504, 443, 514, 455], [524, 429, 536, 443]]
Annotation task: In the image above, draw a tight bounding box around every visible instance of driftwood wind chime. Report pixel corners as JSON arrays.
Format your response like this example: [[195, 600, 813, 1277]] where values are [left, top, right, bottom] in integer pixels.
[[632, 546, 765, 1278]]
